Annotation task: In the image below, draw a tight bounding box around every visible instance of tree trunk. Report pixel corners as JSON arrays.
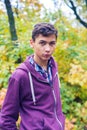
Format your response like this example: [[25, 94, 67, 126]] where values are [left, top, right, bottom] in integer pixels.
[[4, 0, 18, 41]]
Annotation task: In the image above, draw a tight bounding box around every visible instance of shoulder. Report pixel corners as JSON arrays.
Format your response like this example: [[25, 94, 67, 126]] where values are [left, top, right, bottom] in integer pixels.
[[11, 66, 28, 82]]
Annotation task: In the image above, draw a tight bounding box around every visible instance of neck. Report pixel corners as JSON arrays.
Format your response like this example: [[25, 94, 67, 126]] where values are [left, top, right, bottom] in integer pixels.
[[33, 55, 48, 71]]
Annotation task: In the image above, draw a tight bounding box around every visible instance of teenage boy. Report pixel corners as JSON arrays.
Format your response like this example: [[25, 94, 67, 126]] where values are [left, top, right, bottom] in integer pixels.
[[0, 23, 65, 130]]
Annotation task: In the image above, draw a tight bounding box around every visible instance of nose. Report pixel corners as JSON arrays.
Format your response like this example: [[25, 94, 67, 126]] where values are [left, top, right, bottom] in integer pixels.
[[45, 44, 50, 52]]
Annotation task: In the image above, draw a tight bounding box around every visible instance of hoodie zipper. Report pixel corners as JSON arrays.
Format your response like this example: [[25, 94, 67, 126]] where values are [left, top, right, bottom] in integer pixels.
[[37, 76, 63, 130], [52, 89, 63, 130]]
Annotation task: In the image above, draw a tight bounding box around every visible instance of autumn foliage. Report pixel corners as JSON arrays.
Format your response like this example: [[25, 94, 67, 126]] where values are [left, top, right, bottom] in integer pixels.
[[0, 0, 87, 129]]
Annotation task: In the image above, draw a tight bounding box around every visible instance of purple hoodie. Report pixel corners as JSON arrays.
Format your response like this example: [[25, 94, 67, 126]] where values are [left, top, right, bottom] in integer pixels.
[[0, 56, 65, 130]]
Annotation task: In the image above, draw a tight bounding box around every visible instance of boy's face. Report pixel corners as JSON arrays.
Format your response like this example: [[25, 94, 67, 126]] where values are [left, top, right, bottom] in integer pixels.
[[30, 34, 56, 65]]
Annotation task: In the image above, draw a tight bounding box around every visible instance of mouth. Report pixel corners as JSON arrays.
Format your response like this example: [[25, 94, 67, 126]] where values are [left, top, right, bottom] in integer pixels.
[[43, 54, 51, 58]]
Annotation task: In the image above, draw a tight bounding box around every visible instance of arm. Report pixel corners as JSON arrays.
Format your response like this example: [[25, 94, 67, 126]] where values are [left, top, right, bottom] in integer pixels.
[[0, 77, 20, 130]]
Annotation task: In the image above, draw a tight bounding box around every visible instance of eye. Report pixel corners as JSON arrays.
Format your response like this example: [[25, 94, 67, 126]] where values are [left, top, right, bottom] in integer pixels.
[[49, 41, 56, 46], [39, 41, 46, 46]]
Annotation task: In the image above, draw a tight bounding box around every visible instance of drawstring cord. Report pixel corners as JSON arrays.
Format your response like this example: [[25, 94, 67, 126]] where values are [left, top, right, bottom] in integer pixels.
[[56, 72, 61, 88], [28, 71, 36, 105], [28, 66, 60, 105]]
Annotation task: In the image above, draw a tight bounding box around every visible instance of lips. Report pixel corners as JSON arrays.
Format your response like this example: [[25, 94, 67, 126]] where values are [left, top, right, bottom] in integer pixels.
[[44, 54, 50, 58]]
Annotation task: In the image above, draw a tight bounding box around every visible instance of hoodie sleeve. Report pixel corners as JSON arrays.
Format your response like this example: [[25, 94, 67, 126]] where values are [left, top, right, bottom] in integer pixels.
[[0, 77, 20, 130]]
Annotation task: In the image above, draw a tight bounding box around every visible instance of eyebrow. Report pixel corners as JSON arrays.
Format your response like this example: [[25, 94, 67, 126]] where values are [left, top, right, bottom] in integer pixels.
[[39, 40, 56, 43]]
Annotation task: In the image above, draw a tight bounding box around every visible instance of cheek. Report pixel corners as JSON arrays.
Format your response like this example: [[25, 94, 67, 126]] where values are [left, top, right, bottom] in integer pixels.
[[34, 46, 42, 52], [51, 46, 56, 52]]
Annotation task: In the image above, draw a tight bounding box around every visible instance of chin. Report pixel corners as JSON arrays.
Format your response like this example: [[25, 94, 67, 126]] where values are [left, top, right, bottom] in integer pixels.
[[43, 57, 50, 61]]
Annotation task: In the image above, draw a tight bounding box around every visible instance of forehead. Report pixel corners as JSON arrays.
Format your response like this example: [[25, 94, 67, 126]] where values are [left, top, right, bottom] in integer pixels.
[[35, 34, 56, 41]]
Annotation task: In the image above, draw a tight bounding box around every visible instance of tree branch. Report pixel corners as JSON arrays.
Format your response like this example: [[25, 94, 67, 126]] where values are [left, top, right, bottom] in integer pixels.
[[69, 0, 87, 28], [64, 0, 72, 9]]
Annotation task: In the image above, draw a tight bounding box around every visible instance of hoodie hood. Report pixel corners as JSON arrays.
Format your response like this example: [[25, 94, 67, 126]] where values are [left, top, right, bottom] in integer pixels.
[[17, 58, 37, 105], [17, 55, 58, 81]]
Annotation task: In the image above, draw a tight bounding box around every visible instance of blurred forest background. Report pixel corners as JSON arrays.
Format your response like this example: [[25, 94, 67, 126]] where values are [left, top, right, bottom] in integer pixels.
[[0, 0, 87, 129]]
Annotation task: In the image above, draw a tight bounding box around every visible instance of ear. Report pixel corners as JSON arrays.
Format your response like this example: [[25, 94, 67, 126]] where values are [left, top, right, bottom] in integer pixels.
[[30, 39, 34, 48]]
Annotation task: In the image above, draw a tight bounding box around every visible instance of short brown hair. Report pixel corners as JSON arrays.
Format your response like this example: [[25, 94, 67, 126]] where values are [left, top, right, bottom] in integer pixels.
[[32, 23, 58, 41]]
